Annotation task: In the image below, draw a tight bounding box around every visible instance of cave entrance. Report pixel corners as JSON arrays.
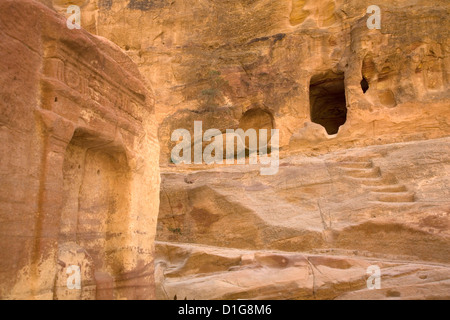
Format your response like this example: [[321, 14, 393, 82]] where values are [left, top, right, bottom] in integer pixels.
[[309, 72, 347, 135], [60, 129, 131, 280]]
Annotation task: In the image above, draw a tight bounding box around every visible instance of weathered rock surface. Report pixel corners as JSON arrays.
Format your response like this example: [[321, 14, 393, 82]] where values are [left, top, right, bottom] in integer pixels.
[[156, 137, 450, 299], [2, 0, 449, 300], [155, 241, 450, 300], [51, 0, 450, 163], [0, 0, 160, 299], [46, 0, 449, 300]]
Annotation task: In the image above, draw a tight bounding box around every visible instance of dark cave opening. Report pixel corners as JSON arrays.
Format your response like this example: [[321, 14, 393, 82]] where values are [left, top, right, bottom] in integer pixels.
[[309, 72, 347, 135], [361, 77, 369, 93]]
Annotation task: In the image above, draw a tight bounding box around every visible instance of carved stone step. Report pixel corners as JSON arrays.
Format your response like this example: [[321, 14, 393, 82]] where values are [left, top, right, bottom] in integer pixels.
[[337, 161, 373, 169], [367, 201, 417, 210], [341, 167, 381, 178], [374, 192, 415, 203], [345, 176, 397, 186], [368, 185, 408, 193], [343, 176, 396, 187]]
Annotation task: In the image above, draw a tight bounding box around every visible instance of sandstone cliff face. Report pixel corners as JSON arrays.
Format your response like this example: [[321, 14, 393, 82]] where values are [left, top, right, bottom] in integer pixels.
[[2, 0, 449, 300], [55, 0, 449, 300], [0, 0, 160, 299], [52, 0, 450, 163]]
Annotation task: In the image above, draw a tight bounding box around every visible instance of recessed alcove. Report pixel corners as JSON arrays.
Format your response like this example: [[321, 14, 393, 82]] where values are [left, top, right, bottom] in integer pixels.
[[60, 129, 131, 276], [309, 72, 347, 135], [238, 108, 274, 152], [361, 77, 369, 93]]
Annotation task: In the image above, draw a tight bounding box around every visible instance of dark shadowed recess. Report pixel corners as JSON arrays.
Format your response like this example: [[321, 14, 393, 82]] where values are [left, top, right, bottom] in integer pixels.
[[309, 71, 347, 135]]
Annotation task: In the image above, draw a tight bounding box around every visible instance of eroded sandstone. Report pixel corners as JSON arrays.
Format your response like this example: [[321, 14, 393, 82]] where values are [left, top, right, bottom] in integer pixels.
[[0, 0, 159, 299], [2, 0, 449, 300], [50, 0, 450, 163], [155, 137, 450, 299]]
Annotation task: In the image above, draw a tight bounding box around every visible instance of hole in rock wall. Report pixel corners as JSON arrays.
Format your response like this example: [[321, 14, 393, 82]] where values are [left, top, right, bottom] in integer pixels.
[[361, 77, 369, 93], [309, 72, 347, 135], [238, 108, 274, 153], [59, 129, 131, 277]]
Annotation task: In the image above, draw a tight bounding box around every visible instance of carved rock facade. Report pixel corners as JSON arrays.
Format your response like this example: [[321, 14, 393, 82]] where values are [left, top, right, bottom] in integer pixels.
[[0, 0, 159, 299]]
